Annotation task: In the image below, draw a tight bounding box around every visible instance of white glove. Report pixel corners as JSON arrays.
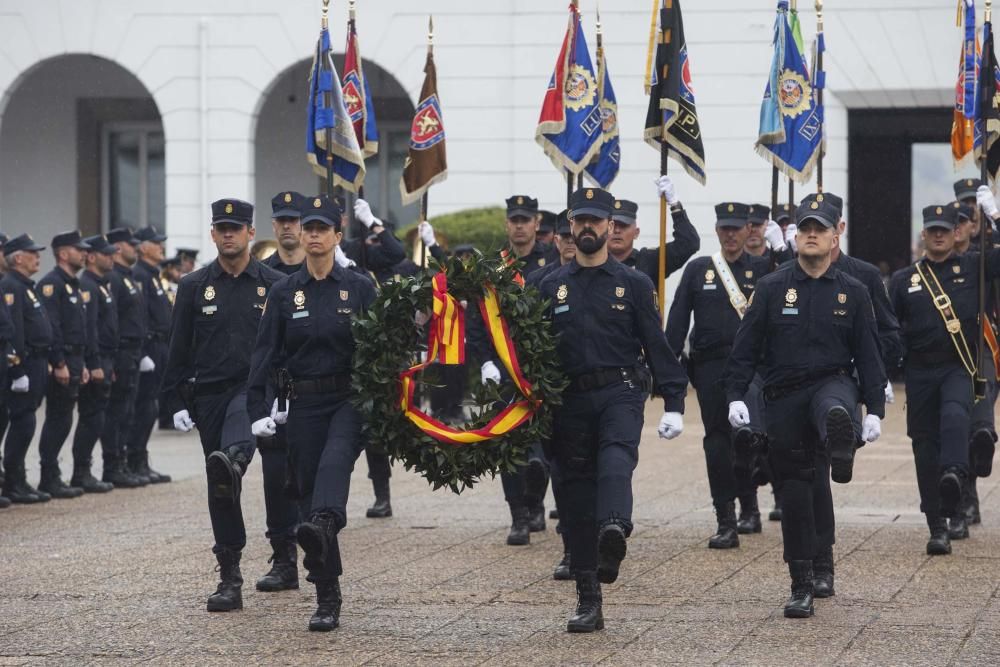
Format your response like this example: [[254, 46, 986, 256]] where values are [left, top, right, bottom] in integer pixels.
[[481, 360, 501, 385], [884, 381, 895, 405], [139, 356, 155, 372], [728, 401, 750, 428], [418, 221, 437, 248], [655, 175, 679, 205], [251, 417, 277, 438], [10, 375, 29, 393], [658, 411, 683, 439], [354, 199, 379, 229], [764, 220, 786, 251], [334, 245, 355, 268], [784, 223, 798, 253], [861, 414, 882, 443], [270, 398, 289, 425], [173, 409, 195, 432], [978, 185, 1000, 219]]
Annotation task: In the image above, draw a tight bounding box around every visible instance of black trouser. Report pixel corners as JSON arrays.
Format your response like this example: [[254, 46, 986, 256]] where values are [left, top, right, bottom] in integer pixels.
[[692, 357, 756, 511], [965, 374, 998, 512], [101, 345, 141, 468], [127, 338, 168, 463], [2, 357, 48, 478], [71, 359, 114, 468], [765, 374, 858, 562], [286, 389, 366, 581], [550, 382, 646, 573], [37, 354, 85, 471], [258, 425, 299, 541], [365, 447, 391, 483], [193, 386, 256, 553], [905, 363, 973, 518], [500, 441, 548, 504]]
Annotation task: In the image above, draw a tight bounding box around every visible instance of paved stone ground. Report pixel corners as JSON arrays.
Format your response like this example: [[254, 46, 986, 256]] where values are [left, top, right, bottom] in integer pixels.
[[3, 386, 1000, 665]]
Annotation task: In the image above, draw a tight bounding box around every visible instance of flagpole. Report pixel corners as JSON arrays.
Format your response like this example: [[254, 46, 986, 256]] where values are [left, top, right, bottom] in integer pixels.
[[420, 15, 434, 267], [657, 0, 673, 322], [348, 0, 370, 270], [322, 0, 335, 197], [566, 170, 573, 208], [979, 0, 993, 394], [815, 0, 824, 192], [350, 0, 364, 201]]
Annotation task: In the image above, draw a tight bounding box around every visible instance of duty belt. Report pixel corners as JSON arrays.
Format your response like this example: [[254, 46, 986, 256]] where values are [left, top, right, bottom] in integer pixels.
[[24, 345, 50, 357], [194, 377, 245, 397], [690, 346, 733, 364], [568, 367, 649, 393], [63, 345, 85, 356], [288, 373, 352, 397]]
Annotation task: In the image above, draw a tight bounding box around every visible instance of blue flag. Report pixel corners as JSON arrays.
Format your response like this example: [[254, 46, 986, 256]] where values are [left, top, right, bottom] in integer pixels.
[[535, 4, 603, 175], [585, 43, 621, 188], [306, 25, 366, 192], [755, 0, 823, 183], [974, 17, 1000, 181]]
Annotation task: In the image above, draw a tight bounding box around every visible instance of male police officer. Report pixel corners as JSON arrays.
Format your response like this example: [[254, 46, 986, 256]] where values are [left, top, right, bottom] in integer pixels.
[[345, 198, 407, 271], [71, 236, 118, 493], [725, 194, 885, 619], [538, 187, 688, 633], [668, 203, 773, 549], [265, 191, 307, 274], [1, 234, 54, 503], [164, 198, 288, 612], [745, 205, 794, 263]]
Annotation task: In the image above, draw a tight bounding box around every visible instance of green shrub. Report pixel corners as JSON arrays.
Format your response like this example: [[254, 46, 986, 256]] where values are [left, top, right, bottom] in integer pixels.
[[399, 207, 508, 254]]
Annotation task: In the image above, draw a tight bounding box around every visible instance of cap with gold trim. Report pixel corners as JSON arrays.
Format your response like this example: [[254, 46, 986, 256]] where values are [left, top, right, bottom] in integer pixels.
[[714, 202, 750, 228], [211, 198, 254, 227], [568, 187, 614, 219], [505, 195, 538, 219], [795, 193, 839, 228], [923, 204, 957, 230]]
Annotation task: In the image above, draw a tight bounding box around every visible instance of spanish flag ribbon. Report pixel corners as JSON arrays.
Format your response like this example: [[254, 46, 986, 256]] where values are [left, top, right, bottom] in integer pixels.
[[499, 249, 525, 287], [985, 318, 1000, 380], [398, 281, 540, 446]]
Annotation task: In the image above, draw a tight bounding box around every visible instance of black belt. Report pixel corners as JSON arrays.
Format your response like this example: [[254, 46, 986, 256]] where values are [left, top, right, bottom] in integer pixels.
[[194, 377, 245, 397], [63, 345, 85, 356], [24, 345, 49, 357], [908, 346, 962, 368], [146, 333, 168, 343], [690, 345, 732, 364], [764, 369, 848, 402], [568, 367, 646, 393], [290, 374, 352, 396]]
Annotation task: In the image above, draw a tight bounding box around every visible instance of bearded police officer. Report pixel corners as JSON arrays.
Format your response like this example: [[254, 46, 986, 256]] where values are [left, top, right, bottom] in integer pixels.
[[538, 187, 687, 633], [725, 194, 886, 619]]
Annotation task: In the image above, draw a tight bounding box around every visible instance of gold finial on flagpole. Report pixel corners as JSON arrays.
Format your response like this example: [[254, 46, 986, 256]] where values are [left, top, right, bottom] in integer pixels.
[[322, 0, 330, 29], [815, 0, 824, 30], [988, 0, 993, 24], [791, 0, 798, 10], [349, 0, 356, 21], [428, 15, 434, 54]]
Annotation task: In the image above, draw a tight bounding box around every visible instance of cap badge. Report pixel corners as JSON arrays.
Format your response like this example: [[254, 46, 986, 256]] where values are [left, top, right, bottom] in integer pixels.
[[936, 206, 943, 215], [727, 204, 735, 213], [616, 287, 625, 298], [615, 201, 622, 210], [284, 193, 292, 204], [785, 288, 798, 305], [294, 290, 306, 308], [811, 202, 820, 210], [838, 293, 847, 304], [314, 198, 322, 208], [586, 190, 594, 200], [204, 285, 216, 301], [816, 194, 824, 202], [556, 284, 568, 301], [968, 179, 974, 186], [517, 196, 524, 205], [225, 203, 233, 214], [340, 290, 349, 301], [42, 285, 54, 298], [257, 286, 266, 297]]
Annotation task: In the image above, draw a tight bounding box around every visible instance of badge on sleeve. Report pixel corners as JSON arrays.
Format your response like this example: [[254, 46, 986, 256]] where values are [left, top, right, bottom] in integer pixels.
[[42, 285, 54, 298]]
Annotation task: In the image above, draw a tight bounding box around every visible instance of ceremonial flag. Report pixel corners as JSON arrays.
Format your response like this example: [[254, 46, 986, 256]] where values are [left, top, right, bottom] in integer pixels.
[[755, 0, 824, 183], [306, 21, 366, 191], [535, 3, 604, 175], [953, 0, 977, 164], [343, 12, 379, 159], [584, 37, 621, 188], [975, 14, 1000, 182], [400, 49, 448, 206], [644, 0, 706, 184]]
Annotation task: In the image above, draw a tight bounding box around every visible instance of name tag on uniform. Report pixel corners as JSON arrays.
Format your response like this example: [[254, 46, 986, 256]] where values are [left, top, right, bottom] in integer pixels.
[[702, 284, 717, 290], [69, 296, 78, 304], [782, 307, 798, 315], [253, 303, 265, 310], [202, 305, 218, 315], [908, 285, 922, 293], [554, 305, 569, 314], [33, 302, 41, 309], [292, 311, 310, 319], [337, 308, 353, 315]]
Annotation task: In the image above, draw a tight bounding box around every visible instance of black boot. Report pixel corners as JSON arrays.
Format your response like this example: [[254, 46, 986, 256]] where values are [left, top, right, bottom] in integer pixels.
[[784, 560, 815, 618], [566, 571, 604, 633], [938, 467, 965, 518], [2, 467, 47, 504], [103, 460, 143, 488], [737, 496, 762, 534], [38, 466, 84, 499], [256, 539, 299, 592], [124, 456, 150, 486], [549, 508, 559, 519], [827, 406, 857, 484], [597, 523, 627, 584], [206, 549, 243, 612], [206, 449, 247, 506], [309, 578, 342, 632], [926, 516, 952, 556], [0, 495, 9, 509], [971, 428, 996, 478], [366, 477, 392, 518], [769, 489, 783, 521], [528, 503, 547, 533], [553, 552, 572, 581], [949, 515, 970, 540], [506, 503, 530, 546], [813, 546, 835, 598], [708, 501, 740, 549], [71, 464, 113, 493], [141, 453, 172, 484], [297, 513, 338, 575]]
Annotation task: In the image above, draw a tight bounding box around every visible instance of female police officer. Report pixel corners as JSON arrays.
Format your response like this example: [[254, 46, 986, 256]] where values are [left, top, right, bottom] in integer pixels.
[[247, 195, 376, 632]]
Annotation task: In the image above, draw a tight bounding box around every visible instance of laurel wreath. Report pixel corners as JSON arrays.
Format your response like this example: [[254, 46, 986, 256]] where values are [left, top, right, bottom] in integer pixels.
[[351, 252, 567, 493]]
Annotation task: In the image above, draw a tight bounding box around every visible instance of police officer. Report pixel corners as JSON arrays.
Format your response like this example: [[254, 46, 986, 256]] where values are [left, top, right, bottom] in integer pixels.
[[744, 204, 795, 263], [265, 191, 307, 274], [667, 203, 773, 549], [0, 271, 12, 507], [345, 198, 406, 271], [127, 226, 172, 484], [247, 195, 377, 632], [36, 231, 94, 499], [889, 194, 1000, 556], [163, 198, 288, 612], [99, 228, 147, 488], [725, 194, 885, 619], [538, 187, 687, 633], [1, 234, 54, 503], [176, 248, 200, 276], [69, 235, 118, 493], [537, 210, 557, 246]]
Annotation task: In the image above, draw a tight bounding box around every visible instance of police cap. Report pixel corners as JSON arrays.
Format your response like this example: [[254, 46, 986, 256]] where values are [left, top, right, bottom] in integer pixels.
[[952, 200, 976, 222], [538, 210, 557, 233], [611, 200, 639, 225], [556, 209, 571, 235], [83, 235, 118, 256], [506, 195, 539, 219], [0, 233, 7, 246], [748, 205, 770, 225], [271, 191, 305, 219], [923, 204, 957, 230], [301, 195, 342, 229], [954, 178, 983, 202], [774, 203, 793, 224], [212, 199, 254, 227], [796, 194, 839, 228], [3, 233, 46, 256], [569, 188, 614, 220], [52, 230, 91, 250], [106, 227, 137, 246], [176, 247, 199, 260], [714, 203, 750, 229], [134, 226, 167, 243]]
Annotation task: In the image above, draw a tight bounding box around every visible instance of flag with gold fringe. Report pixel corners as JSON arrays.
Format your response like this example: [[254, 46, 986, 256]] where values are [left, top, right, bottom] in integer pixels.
[[400, 48, 448, 206]]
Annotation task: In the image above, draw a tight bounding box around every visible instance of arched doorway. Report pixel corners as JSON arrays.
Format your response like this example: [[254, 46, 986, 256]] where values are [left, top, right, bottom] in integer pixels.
[[0, 54, 164, 250], [252, 55, 415, 234]]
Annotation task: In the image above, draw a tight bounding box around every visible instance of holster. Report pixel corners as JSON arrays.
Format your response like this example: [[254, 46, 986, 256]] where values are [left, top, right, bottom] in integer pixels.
[[275, 368, 293, 412]]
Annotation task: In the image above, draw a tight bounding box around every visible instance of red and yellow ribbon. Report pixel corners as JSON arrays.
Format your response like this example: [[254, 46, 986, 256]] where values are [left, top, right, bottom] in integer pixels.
[[399, 276, 540, 445]]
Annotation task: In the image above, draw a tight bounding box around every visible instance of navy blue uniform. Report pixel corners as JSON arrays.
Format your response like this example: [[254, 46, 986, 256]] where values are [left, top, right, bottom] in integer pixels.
[[262, 252, 302, 276], [618, 206, 700, 286], [341, 227, 405, 273], [247, 263, 376, 581], [538, 257, 687, 574], [832, 252, 902, 371]]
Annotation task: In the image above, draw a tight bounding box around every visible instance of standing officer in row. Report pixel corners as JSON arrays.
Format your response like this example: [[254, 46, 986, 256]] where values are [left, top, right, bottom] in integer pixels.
[[667, 203, 772, 550], [1, 235, 54, 503], [725, 194, 885, 619], [36, 232, 94, 499], [0, 258, 12, 508], [345, 198, 406, 271], [264, 191, 308, 274], [247, 195, 377, 632], [164, 198, 288, 612], [744, 204, 794, 263], [538, 187, 688, 633], [70, 236, 118, 493]]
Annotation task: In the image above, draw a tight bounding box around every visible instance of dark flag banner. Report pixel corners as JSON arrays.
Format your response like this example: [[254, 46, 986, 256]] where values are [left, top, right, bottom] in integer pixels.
[[585, 36, 621, 188], [343, 12, 379, 159], [644, 0, 706, 184], [400, 49, 448, 206], [953, 0, 977, 164], [975, 14, 1000, 182]]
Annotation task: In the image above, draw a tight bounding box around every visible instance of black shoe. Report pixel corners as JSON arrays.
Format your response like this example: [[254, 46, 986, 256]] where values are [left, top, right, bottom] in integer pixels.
[[926, 517, 952, 556], [38, 472, 84, 499], [256, 539, 299, 592], [769, 502, 783, 522], [71, 468, 114, 493], [297, 516, 335, 575], [709, 501, 740, 549], [506, 504, 530, 546], [3, 479, 46, 504], [737, 497, 762, 534], [206, 451, 243, 505], [308, 579, 342, 632], [971, 428, 996, 478], [784, 560, 815, 618], [549, 509, 559, 520], [813, 547, 835, 598], [145, 465, 172, 484], [124, 461, 150, 486], [827, 407, 857, 484], [949, 516, 970, 540], [528, 503, 546, 533], [597, 523, 627, 584], [967, 501, 982, 525], [566, 571, 604, 633], [103, 463, 143, 489], [32, 486, 51, 502], [939, 468, 964, 517], [523, 458, 548, 507], [553, 552, 572, 581], [0, 495, 10, 509], [207, 549, 243, 612], [366, 478, 392, 518]]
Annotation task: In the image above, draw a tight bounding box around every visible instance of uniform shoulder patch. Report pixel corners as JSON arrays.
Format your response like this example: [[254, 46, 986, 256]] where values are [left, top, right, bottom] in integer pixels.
[[42, 284, 54, 298]]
